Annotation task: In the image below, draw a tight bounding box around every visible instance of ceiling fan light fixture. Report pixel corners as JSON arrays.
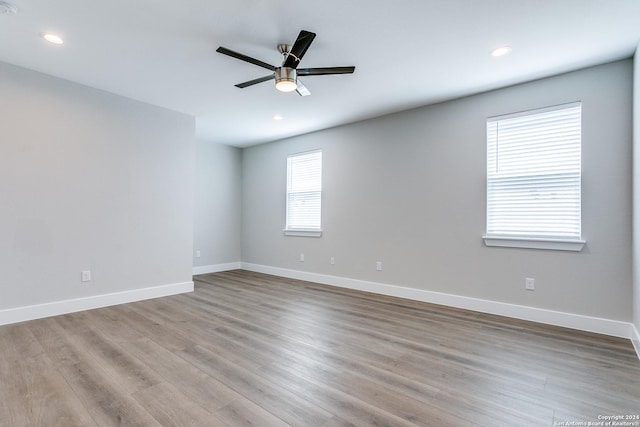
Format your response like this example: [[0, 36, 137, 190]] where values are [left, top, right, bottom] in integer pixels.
[[276, 80, 297, 92], [275, 67, 297, 92]]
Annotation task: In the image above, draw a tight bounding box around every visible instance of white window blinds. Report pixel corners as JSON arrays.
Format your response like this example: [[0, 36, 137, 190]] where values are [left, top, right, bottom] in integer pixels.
[[286, 150, 322, 231], [486, 102, 582, 242]]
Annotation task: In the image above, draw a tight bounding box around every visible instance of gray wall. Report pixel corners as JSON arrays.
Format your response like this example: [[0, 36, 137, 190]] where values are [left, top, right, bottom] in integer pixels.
[[634, 45, 640, 335], [193, 140, 242, 266], [0, 62, 195, 310], [242, 60, 633, 322]]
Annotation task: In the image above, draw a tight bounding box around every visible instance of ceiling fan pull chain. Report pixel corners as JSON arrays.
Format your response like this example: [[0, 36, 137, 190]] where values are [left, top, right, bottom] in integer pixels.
[[287, 52, 302, 63]]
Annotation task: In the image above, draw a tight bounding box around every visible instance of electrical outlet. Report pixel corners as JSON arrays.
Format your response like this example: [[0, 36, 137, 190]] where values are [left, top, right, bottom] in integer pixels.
[[330, 257, 335, 265], [81, 270, 91, 282], [525, 277, 535, 291], [299, 253, 305, 262], [376, 261, 383, 271], [195, 250, 201, 258]]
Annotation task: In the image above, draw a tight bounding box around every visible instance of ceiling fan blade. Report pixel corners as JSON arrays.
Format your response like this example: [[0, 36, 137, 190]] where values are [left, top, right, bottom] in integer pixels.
[[235, 74, 275, 88], [296, 79, 311, 97], [216, 47, 275, 71], [282, 30, 316, 68], [297, 66, 355, 76]]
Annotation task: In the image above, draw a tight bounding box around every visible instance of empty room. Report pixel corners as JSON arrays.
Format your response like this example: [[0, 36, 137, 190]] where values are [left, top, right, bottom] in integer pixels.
[[1, 0, 640, 425]]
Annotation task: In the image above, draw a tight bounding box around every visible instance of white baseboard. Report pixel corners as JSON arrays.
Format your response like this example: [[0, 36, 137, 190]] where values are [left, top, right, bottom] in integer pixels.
[[193, 262, 242, 276], [632, 324, 640, 360], [0, 281, 194, 327], [241, 263, 633, 340]]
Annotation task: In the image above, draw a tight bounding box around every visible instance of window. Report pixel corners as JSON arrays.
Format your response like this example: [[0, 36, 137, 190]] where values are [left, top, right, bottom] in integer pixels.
[[284, 150, 322, 237], [483, 102, 585, 251]]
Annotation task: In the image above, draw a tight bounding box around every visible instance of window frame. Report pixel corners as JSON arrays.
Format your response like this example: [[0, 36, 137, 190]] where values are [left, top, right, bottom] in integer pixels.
[[284, 149, 323, 238], [482, 102, 586, 252]]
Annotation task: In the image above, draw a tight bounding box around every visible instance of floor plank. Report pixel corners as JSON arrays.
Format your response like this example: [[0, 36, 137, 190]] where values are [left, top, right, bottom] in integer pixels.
[[132, 382, 226, 426], [58, 361, 161, 427], [0, 323, 96, 426]]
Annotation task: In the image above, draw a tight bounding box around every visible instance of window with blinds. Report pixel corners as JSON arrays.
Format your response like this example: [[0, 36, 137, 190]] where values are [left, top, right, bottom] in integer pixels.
[[285, 150, 322, 237], [484, 102, 585, 251]]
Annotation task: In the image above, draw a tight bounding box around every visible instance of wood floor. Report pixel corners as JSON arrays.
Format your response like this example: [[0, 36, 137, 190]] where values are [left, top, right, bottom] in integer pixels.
[[1, 270, 639, 426]]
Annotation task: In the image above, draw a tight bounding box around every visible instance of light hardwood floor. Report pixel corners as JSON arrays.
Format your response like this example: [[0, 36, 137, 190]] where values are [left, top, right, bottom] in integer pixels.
[[1, 270, 639, 426]]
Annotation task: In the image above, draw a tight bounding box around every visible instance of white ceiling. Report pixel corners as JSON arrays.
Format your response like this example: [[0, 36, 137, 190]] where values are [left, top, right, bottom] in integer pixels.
[[1, 0, 639, 147]]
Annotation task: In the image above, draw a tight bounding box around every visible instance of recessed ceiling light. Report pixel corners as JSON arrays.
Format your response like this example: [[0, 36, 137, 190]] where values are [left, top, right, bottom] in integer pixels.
[[41, 33, 64, 45], [491, 46, 512, 57], [273, 115, 284, 121], [0, 1, 18, 15]]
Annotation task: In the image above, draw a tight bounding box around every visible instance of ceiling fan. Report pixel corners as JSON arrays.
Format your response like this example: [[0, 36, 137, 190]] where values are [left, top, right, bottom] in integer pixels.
[[216, 30, 355, 97]]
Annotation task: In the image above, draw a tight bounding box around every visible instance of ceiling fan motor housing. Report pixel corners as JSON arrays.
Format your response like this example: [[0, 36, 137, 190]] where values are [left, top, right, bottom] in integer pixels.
[[275, 67, 297, 92]]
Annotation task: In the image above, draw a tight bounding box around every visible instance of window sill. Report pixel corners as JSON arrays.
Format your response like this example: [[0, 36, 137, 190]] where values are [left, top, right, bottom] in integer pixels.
[[483, 236, 586, 252], [284, 229, 323, 237]]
